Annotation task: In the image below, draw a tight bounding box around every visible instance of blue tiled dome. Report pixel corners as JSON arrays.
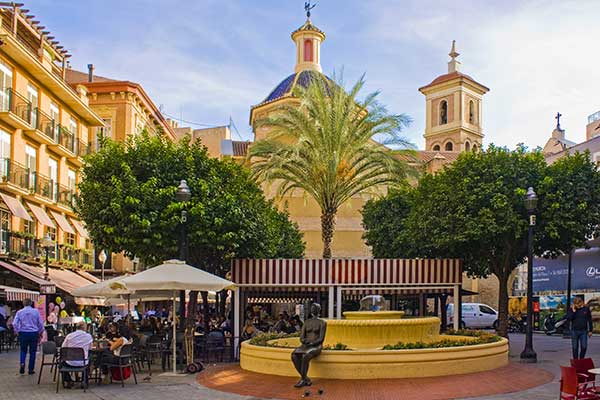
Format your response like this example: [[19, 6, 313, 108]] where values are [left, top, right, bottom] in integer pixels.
[[262, 70, 332, 104]]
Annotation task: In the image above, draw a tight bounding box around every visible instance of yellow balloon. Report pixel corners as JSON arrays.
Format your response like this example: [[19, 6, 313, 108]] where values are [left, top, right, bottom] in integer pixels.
[[81, 311, 86, 317], [60, 310, 68, 318], [55, 296, 62, 304]]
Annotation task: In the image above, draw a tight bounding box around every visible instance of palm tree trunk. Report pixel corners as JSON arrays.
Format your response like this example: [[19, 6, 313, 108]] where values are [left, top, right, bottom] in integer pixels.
[[321, 208, 336, 259]]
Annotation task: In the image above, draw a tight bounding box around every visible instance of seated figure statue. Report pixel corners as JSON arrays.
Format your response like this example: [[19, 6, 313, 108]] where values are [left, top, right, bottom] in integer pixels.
[[291, 303, 327, 388]]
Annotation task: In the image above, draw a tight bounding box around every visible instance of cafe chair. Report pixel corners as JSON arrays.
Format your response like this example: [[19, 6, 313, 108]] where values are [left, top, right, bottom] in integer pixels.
[[37, 341, 58, 384], [103, 343, 138, 387], [56, 347, 89, 393], [571, 359, 598, 388], [205, 330, 225, 362], [560, 366, 600, 400]]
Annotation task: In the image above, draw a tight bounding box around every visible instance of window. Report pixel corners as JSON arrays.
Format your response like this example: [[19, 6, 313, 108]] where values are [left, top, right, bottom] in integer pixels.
[[22, 219, 35, 236], [69, 117, 78, 136], [96, 118, 112, 146], [304, 39, 314, 62], [445, 141, 453, 151], [25, 145, 36, 189], [0, 208, 10, 253], [473, 144, 478, 152], [465, 141, 471, 152], [469, 100, 475, 124], [67, 169, 76, 191], [462, 305, 474, 312], [432, 144, 440, 151], [27, 84, 38, 127], [64, 232, 75, 246], [44, 226, 57, 258], [48, 158, 58, 201], [479, 305, 496, 315], [439, 100, 448, 125], [50, 101, 59, 138], [0, 61, 12, 110], [0, 129, 10, 178]]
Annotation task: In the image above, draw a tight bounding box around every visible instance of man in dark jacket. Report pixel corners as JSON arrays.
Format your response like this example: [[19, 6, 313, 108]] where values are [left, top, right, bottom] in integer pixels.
[[567, 297, 593, 359]]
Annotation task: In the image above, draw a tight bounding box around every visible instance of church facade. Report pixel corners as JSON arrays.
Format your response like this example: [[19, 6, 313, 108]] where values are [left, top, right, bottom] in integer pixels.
[[192, 15, 490, 259]]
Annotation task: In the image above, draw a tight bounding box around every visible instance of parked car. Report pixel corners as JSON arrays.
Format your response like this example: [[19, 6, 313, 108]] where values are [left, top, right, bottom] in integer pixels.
[[447, 303, 499, 329]]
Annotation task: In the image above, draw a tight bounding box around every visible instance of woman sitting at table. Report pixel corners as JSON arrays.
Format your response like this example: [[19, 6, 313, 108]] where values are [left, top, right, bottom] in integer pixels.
[[98, 323, 130, 384]]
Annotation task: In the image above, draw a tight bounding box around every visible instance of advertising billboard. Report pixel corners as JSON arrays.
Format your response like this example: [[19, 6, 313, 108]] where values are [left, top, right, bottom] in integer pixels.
[[533, 247, 600, 293]]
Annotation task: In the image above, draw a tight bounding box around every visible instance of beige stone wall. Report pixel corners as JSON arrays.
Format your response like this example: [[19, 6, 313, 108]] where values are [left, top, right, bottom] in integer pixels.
[[192, 126, 230, 158]]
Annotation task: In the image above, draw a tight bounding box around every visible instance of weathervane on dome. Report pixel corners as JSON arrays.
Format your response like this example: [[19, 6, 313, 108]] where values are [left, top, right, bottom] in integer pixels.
[[304, 1, 316, 19]]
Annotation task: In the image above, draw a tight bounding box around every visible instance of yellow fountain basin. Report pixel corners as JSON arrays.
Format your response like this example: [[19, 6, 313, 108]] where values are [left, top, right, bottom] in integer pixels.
[[324, 316, 441, 349], [343, 311, 405, 320], [240, 338, 509, 379]]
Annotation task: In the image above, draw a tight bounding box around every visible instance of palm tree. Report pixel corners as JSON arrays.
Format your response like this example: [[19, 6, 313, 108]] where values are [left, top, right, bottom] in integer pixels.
[[249, 74, 417, 258]]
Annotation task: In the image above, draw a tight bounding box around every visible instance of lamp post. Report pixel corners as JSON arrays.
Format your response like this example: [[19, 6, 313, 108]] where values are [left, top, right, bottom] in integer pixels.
[[98, 250, 107, 282], [40, 233, 55, 320], [520, 187, 538, 363], [175, 180, 191, 320]]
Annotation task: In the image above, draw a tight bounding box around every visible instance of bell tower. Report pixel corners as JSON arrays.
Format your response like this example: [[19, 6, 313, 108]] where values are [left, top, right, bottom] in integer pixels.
[[419, 41, 489, 152], [291, 18, 325, 74]]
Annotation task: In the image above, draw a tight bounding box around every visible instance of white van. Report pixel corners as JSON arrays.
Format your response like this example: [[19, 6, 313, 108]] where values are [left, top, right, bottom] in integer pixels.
[[447, 303, 499, 329]]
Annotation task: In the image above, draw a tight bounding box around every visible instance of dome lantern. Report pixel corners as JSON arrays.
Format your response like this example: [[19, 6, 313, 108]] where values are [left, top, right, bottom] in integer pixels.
[[291, 18, 325, 74]]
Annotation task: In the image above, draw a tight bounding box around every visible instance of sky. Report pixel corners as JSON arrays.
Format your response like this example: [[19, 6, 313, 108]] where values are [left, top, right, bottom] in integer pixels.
[[24, 0, 600, 149]]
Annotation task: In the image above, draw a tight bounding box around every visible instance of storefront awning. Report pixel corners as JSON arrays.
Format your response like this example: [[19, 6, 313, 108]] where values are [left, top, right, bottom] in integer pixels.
[[69, 218, 89, 239], [49, 211, 75, 235], [0, 193, 32, 221], [11, 260, 99, 297], [75, 297, 105, 306], [0, 260, 48, 286], [0, 285, 39, 302], [27, 203, 56, 228]]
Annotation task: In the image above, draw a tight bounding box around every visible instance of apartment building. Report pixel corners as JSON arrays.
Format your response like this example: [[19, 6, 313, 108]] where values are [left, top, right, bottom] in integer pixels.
[[0, 3, 103, 269]]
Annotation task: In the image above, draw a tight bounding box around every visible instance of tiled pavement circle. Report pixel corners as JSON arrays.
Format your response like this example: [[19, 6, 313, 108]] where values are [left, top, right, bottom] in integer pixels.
[[198, 362, 553, 400], [0, 334, 597, 399]]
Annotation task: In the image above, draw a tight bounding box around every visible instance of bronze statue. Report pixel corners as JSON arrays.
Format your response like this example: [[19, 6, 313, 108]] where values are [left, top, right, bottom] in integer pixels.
[[291, 303, 327, 388]]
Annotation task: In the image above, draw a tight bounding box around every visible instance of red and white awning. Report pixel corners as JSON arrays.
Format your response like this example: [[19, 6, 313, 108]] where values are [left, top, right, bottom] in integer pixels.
[[0, 285, 40, 302], [231, 258, 462, 287]]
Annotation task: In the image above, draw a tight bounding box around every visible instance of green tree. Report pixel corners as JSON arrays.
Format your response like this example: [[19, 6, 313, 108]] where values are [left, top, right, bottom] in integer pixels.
[[76, 132, 304, 323], [249, 75, 417, 258], [363, 146, 600, 337]]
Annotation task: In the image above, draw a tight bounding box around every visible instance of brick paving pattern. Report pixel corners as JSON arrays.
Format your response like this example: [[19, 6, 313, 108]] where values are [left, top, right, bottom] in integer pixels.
[[0, 334, 596, 399]]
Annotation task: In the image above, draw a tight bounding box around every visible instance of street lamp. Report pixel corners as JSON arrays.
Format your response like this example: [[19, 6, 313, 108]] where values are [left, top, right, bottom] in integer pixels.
[[98, 249, 107, 281], [520, 187, 538, 363], [175, 179, 191, 321], [40, 233, 54, 281]]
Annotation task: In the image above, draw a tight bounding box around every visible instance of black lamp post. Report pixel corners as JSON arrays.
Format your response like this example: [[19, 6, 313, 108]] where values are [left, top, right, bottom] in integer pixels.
[[520, 187, 538, 363], [40, 233, 55, 319], [175, 179, 191, 320]]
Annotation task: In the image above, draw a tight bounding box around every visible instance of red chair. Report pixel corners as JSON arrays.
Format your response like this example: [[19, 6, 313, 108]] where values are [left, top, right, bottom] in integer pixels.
[[560, 366, 600, 399], [571, 358, 597, 387]]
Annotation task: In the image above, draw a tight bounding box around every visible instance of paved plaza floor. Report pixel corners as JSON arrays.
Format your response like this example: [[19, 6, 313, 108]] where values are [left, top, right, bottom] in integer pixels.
[[0, 333, 595, 399]]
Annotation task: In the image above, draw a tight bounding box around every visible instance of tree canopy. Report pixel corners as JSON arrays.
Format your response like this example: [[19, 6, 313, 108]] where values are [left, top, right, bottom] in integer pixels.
[[362, 146, 600, 336], [249, 74, 417, 258], [76, 132, 304, 276]]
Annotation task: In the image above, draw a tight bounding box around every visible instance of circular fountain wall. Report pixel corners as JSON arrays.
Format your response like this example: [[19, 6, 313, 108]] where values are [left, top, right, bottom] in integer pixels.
[[240, 311, 509, 379]]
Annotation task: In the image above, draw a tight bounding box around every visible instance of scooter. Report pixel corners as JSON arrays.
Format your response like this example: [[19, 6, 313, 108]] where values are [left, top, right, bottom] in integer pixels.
[[544, 312, 568, 335], [508, 315, 526, 333]]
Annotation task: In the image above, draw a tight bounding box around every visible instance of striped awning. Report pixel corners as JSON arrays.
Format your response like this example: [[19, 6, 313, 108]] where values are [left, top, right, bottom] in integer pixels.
[[0, 193, 32, 221], [0, 285, 39, 302], [69, 218, 89, 239], [27, 203, 56, 228], [49, 211, 75, 235], [232, 259, 462, 287]]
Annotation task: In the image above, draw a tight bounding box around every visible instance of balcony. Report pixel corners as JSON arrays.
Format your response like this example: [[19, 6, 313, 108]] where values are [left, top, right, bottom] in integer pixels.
[[31, 172, 57, 204], [0, 158, 33, 195], [49, 125, 76, 157], [23, 108, 58, 145], [69, 138, 90, 167], [56, 184, 75, 210], [6, 231, 36, 259], [0, 88, 32, 130]]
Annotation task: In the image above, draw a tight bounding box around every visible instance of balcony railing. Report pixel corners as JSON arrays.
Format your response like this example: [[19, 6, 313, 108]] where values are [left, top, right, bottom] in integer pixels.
[[57, 125, 76, 154], [77, 139, 90, 158], [0, 88, 32, 124], [6, 232, 35, 258], [32, 108, 58, 141], [32, 172, 57, 202], [57, 184, 75, 208], [0, 158, 33, 190]]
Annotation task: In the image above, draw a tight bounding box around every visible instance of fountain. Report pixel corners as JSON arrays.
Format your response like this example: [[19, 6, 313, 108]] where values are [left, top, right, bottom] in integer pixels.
[[240, 296, 509, 379]]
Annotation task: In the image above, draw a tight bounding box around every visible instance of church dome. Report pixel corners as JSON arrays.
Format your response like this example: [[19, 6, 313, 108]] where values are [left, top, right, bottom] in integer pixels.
[[262, 69, 332, 104]]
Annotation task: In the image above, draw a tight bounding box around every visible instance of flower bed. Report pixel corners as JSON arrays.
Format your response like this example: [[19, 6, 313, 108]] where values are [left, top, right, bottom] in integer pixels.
[[382, 330, 501, 350]]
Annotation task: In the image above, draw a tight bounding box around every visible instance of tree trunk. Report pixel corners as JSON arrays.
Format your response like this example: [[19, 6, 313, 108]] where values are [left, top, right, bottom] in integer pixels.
[[496, 272, 510, 338], [321, 208, 337, 259], [186, 290, 198, 329], [201, 291, 210, 333]]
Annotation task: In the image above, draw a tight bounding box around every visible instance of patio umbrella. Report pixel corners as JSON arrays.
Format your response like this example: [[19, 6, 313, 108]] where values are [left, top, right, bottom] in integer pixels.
[[71, 275, 132, 297], [117, 259, 235, 375]]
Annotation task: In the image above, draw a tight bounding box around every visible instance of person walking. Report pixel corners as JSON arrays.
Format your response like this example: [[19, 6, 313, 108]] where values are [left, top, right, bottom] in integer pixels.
[[12, 298, 44, 374], [567, 297, 593, 359]]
